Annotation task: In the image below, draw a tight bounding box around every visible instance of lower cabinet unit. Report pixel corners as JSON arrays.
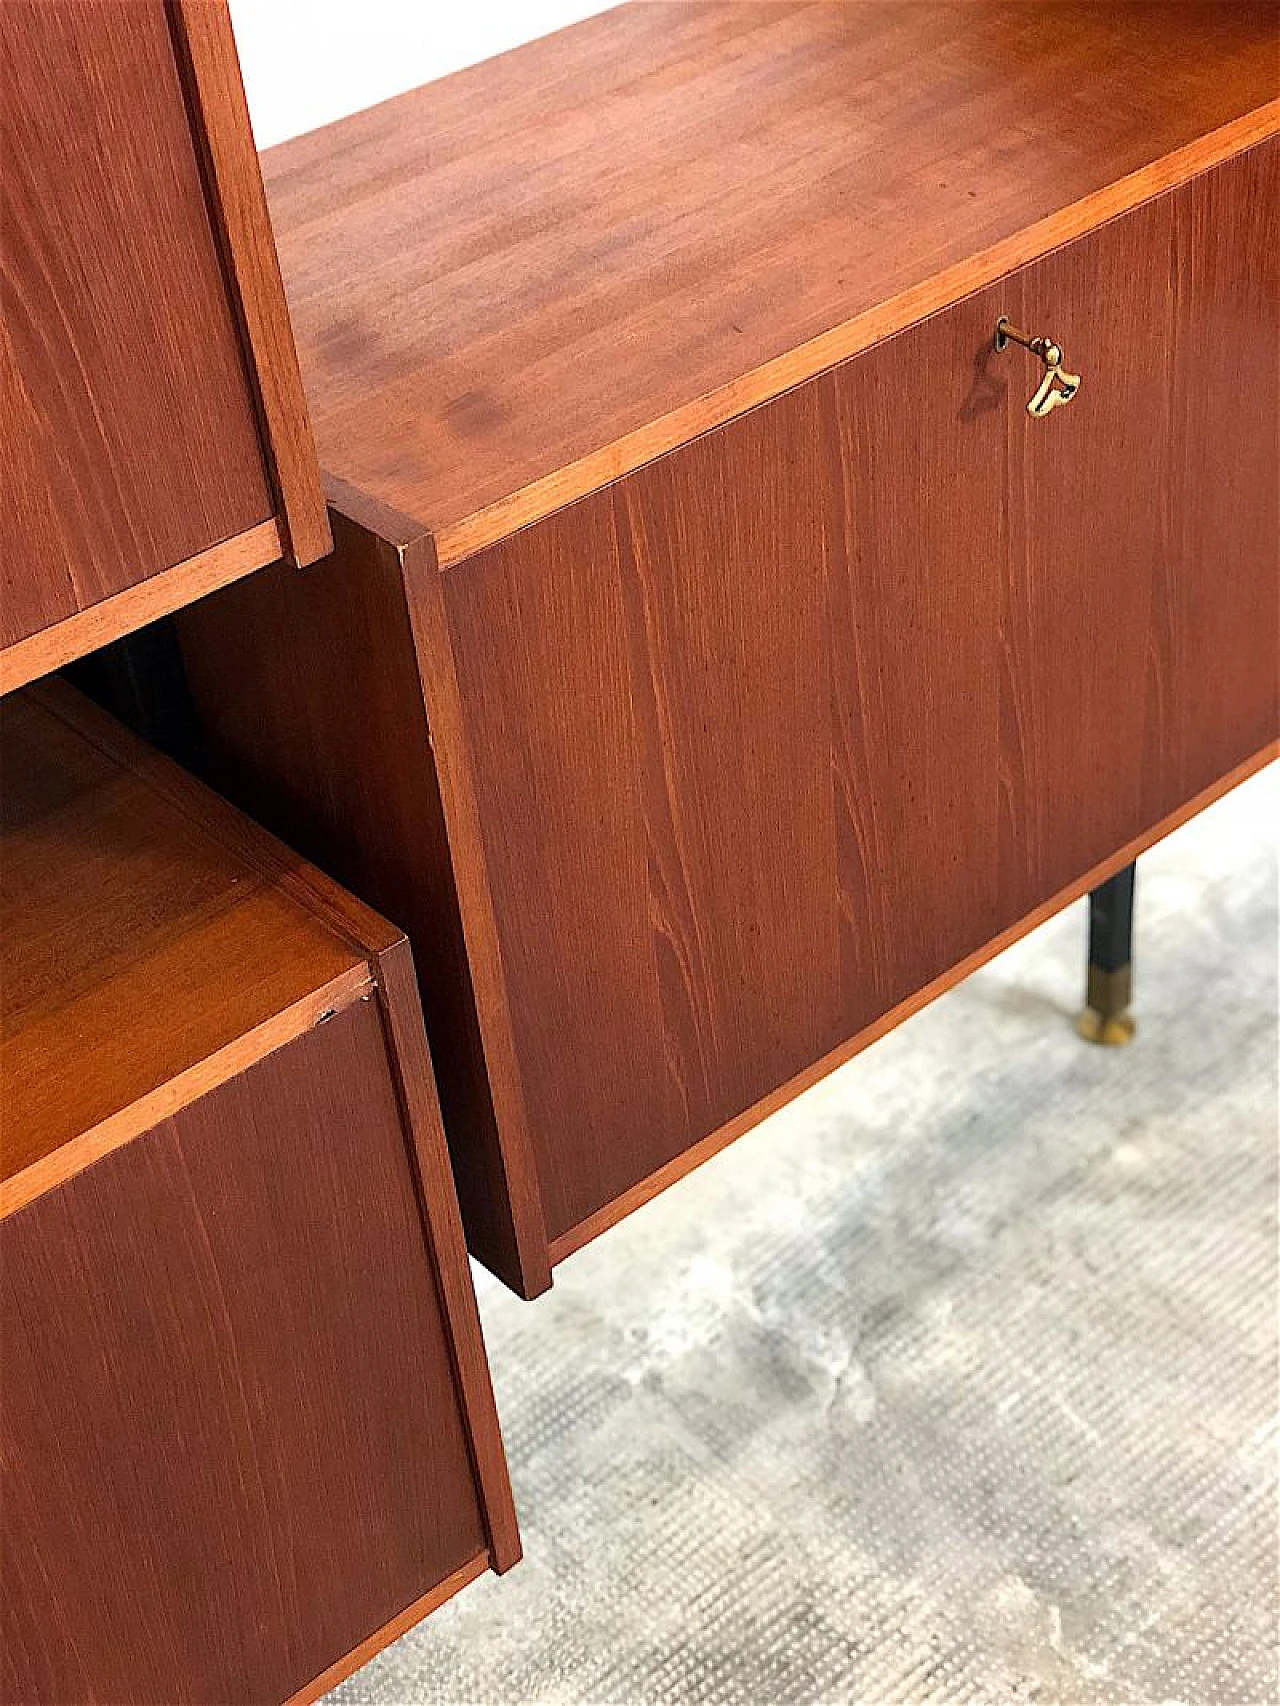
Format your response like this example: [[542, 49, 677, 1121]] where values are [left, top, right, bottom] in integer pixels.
[[0, 683, 518, 1706]]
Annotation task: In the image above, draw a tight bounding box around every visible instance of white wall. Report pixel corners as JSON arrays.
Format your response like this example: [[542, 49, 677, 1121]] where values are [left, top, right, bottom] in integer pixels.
[[228, 0, 621, 149]]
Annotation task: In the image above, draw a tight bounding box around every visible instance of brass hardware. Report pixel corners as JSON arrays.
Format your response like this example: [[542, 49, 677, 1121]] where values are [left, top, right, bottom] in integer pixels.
[[1076, 1009, 1136, 1046], [994, 316, 1081, 417], [1076, 964, 1136, 1047]]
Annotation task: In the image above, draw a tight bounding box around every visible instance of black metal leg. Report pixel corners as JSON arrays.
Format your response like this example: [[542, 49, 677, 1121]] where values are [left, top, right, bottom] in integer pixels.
[[1076, 861, 1136, 1046]]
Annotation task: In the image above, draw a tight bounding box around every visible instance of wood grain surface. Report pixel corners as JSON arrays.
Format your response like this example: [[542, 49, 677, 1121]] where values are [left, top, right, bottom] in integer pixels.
[[0, 687, 361, 1190], [442, 145, 1277, 1250], [179, 137, 1278, 1289], [1, 1002, 488, 1706], [1, 683, 519, 1699], [0, 0, 271, 646], [261, 0, 1280, 564], [1141, 143, 1280, 821], [998, 183, 1174, 918], [439, 285, 1004, 1245], [170, 0, 331, 569], [285, 1558, 488, 1706], [549, 741, 1277, 1268], [176, 512, 552, 1296], [999, 140, 1279, 919], [373, 935, 523, 1573], [0, 0, 327, 684], [0, 517, 283, 696]]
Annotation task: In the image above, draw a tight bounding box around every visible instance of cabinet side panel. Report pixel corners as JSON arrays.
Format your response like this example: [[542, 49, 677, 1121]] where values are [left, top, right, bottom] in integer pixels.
[[373, 936, 521, 1571], [176, 517, 535, 1294], [0, 0, 272, 648], [1143, 139, 1280, 815], [170, 0, 331, 568], [0, 1001, 486, 1706]]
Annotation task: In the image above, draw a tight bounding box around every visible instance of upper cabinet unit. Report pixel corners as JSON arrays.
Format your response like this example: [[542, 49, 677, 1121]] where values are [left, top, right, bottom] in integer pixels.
[[0, 0, 330, 694]]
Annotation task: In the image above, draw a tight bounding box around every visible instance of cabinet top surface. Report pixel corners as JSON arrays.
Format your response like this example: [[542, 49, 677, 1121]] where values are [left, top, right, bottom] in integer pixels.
[[264, 0, 1279, 563], [0, 686, 387, 1198]]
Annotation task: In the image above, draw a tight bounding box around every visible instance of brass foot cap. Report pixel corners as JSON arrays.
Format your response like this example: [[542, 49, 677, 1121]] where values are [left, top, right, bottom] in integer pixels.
[[1076, 1007, 1136, 1047]]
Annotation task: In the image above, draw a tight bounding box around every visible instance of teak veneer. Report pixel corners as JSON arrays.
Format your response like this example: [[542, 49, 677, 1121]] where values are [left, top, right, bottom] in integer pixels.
[[0, 0, 330, 695], [260, 0, 1279, 564], [177, 3, 1280, 1297], [0, 683, 518, 1705]]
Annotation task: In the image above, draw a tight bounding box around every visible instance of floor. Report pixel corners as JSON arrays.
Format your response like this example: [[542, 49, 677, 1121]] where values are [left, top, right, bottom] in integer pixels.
[[331, 767, 1279, 1706]]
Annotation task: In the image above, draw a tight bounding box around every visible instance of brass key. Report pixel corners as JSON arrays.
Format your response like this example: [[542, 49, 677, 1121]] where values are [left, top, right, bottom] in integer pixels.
[[994, 317, 1081, 417]]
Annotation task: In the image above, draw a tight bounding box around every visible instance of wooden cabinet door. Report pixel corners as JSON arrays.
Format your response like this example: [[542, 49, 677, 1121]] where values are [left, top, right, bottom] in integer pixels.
[[1140, 140, 1279, 821], [997, 139, 1278, 925], [1, 1004, 490, 1706], [441, 146, 1277, 1263], [441, 287, 1006, 1250]]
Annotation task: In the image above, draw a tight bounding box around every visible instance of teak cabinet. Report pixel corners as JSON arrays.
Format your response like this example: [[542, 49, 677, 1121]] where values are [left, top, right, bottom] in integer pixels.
[[0, 684, 518, 1705], [174, 4, 1280, 1297], [0, 0, 330, 694]]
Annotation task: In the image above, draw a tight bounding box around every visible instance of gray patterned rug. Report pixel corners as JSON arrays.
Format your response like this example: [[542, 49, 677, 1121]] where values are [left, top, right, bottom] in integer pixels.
[[332, 766, 1278, 1706]]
